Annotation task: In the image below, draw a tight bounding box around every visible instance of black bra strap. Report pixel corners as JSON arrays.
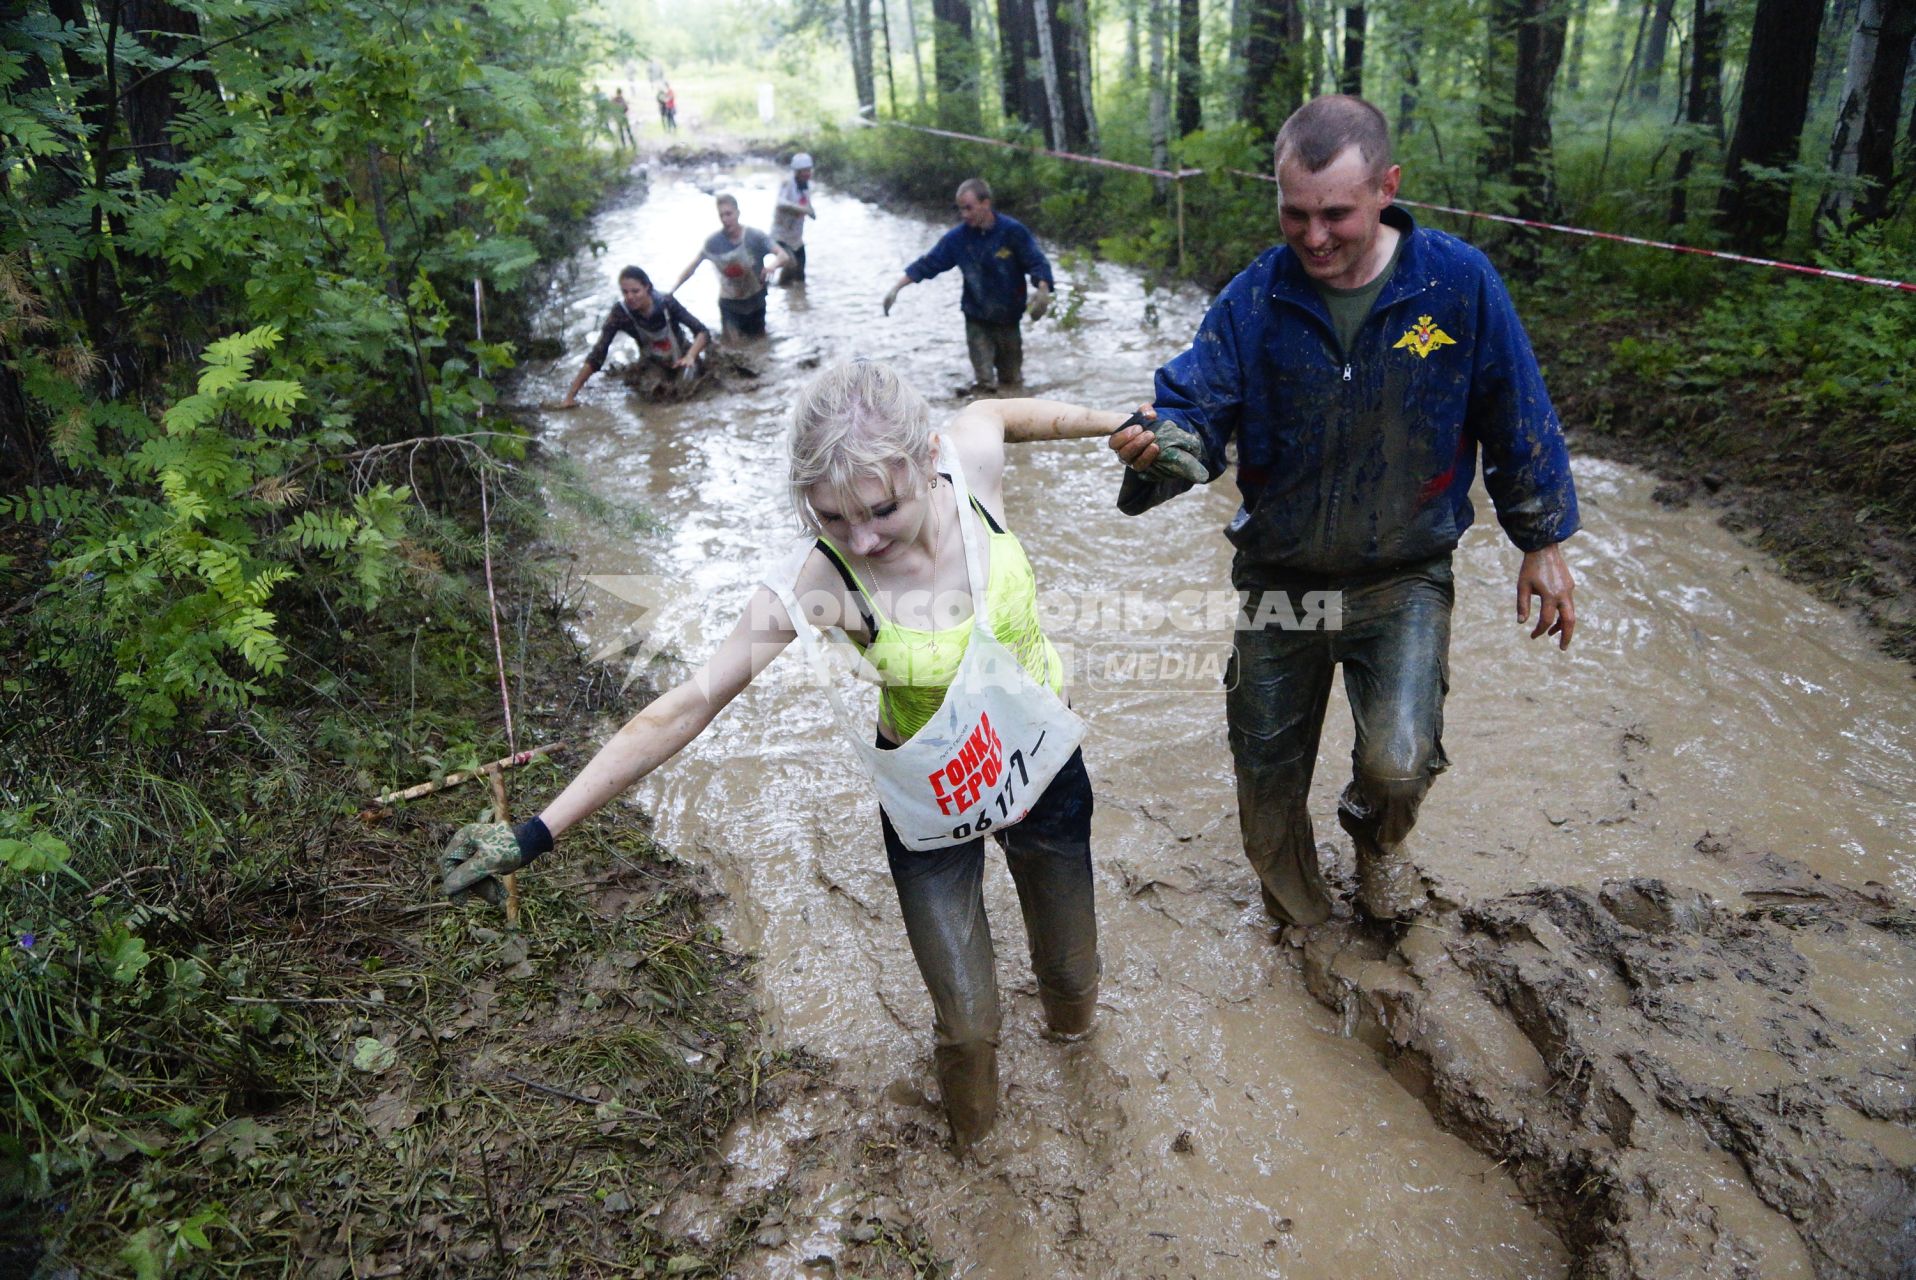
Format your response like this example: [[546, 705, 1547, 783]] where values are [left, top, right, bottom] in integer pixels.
[[815, 539, 878, 638]]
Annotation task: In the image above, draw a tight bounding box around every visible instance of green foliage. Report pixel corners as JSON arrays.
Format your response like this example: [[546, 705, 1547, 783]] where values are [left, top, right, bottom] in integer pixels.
[[2, 0, 620, 736]]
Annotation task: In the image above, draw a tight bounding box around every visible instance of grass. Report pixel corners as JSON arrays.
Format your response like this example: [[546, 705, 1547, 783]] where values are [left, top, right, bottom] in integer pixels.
[[0, 459, 948, 1276]]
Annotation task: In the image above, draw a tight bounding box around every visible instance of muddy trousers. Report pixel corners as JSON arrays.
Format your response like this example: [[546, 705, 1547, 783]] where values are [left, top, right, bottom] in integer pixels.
[[718, 294, 767, 337], [777, 241, 806, 282], [963, 318, 1023, 388], [880, 748, 1100, 1149], [1226, 556, 1453, 926]]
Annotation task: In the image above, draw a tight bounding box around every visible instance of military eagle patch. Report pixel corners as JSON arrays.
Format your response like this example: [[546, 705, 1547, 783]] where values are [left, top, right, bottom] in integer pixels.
[[1393, 315, 1456, 359]]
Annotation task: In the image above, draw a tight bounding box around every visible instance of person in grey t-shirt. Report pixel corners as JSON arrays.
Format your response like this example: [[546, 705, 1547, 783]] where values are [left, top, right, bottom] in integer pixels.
[[669, 192, 793, 338]]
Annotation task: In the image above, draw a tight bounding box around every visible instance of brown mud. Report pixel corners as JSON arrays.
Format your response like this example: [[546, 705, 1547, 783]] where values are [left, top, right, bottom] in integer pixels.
[[528, 155, 1916, 1278], [1299, 845, 1916, 1278], [612, 348, 766, 401]]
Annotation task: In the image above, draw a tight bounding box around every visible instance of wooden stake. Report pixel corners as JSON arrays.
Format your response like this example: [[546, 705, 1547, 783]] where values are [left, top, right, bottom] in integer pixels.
[[1175, 173, 1187, 275], [488, 769, 521, 927], [372, 742, 565, 806]]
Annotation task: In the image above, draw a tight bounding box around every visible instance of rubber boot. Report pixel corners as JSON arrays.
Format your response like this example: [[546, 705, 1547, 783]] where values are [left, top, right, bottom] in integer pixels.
[[1040, 982, 1099, 1040], [934, 1040, 999, 1152], [1339, 776, 1433, 924]]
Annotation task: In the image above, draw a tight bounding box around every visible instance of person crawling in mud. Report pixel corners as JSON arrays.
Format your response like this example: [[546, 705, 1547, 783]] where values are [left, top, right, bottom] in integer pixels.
[[444, 360, 1137, 1152], [1112, 93, 1580, 934], [556, 264, 710, 408]]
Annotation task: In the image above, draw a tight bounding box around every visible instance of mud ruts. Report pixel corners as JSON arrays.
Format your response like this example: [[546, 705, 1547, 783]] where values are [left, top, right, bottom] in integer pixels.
[[1299, 848, 1916, 1279]]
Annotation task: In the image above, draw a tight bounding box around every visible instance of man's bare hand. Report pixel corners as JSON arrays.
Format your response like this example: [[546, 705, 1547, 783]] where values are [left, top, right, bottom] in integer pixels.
[[1109, 405, 1208, 484], [1108, 404, 1161, 470], [1517, 543, 1577, 650]]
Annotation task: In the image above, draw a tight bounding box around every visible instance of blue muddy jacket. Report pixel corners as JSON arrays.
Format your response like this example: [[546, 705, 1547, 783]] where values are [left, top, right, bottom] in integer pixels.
[[906, 213, 1055, 326], [1126, 207, 1579, 585]]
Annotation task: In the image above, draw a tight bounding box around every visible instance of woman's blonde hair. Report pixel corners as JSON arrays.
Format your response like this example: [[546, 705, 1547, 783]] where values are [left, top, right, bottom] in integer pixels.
[[788, 360, 934, 534]]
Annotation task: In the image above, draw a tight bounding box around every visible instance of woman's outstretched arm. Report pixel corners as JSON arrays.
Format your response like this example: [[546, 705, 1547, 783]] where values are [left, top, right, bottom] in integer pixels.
[[539, 585, 798, 836], [971, 397, 1133, 444]]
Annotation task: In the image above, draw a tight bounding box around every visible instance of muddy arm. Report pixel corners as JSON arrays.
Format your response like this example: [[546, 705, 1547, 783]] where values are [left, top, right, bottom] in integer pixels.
[[970, 398, 1132, 444], [536, 586, 796, 837]]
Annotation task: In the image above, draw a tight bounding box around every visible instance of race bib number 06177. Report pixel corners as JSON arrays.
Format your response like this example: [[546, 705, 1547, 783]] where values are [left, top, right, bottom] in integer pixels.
[[925, 711, 1037, 841]]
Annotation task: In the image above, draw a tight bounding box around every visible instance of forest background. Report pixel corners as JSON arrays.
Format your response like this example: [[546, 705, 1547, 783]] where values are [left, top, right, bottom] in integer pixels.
[[2, 0, 1912, 1273]]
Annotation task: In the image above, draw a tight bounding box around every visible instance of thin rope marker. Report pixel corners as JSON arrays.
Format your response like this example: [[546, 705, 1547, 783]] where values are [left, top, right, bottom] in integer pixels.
[[864, 117, 1910, 290], [1223, 167, 1916, 293]]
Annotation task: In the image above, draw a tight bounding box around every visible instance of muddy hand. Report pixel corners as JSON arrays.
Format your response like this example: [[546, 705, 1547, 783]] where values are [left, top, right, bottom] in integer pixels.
[[1027, 285, 1053, 321], [441, 816, 525, 907]]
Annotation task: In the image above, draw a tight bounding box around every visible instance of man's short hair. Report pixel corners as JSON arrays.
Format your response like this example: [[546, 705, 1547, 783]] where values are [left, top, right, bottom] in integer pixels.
[[1274, 95, 1392, 182], [715, 193, 739, 212], [956, 177, 992, 204]]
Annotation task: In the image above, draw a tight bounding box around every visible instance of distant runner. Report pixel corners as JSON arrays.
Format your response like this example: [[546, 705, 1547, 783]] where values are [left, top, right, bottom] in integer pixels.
[[557, 265, 710, 407], [609, 88, 634, 149], [772, 152, 818, 284], [883, 177, 1054, 392], [670, 193, 793, 339]]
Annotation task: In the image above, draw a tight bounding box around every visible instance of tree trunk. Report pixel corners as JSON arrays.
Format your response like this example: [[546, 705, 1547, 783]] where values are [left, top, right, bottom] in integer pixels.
[[845, 0, 878, 114], [119, 2, 221, 198], [1033, 0, 1071, 144], [1819, 0, 1916, 226], [1127, 0, 1143, 79], [905, 0, 928, 105], [1342, 3, 1367, 94], [1669, 0, 1725, 224], [1241, 0, 1305, 138], [1813, 0, 1863, 100], [1716, 0, 1827, 251], [1396, 17, 1423, 139], [1000, 0, 1042, 130], [1566, 0, 1590, 91], [1177, 0, 1202, 136], [933, 0, 982, 128], [1485, 0, 1569, 228], [1819, 0, 1884, 226], [45, 0, 129, 384], [879, 0, 899, 115], [1071, 0, 1101, 152], [1851, 0, 1914, 223], [1306, 0, 1330, 96], [1635, 0, 1678, 101], [1149, 0, 1171, 173]]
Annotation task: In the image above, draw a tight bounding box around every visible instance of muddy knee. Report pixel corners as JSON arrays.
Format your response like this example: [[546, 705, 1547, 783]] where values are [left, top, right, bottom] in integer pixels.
[[1339, 770, 1434, 850]]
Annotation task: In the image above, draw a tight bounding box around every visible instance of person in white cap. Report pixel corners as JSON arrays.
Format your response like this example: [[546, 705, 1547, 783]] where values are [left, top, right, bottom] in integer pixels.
[[772, 152, 818, 284]]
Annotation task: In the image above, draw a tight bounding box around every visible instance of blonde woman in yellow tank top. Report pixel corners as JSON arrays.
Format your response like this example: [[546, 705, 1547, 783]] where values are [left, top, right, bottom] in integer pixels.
[[441, 360, 1137, 1151]]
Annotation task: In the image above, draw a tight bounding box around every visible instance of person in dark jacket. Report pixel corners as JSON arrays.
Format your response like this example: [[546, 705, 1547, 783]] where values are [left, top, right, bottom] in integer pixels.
[[558, 265, 710, 407], [882, 178, 1054, 391], [1110, 95, 1581, 931]]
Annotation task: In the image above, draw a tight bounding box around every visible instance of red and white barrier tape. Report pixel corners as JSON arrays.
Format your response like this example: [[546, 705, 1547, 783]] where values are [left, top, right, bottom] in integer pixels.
[[864, 117, 1202, 181], [1219, 166, 1914, 293], [848, 118, 1913, 293]]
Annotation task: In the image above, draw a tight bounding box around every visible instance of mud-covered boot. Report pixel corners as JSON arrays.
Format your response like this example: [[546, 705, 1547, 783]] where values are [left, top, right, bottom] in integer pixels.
[[934, 1041, 1000, 1152], [1040, 982, 1099, 1040], [1355, 851, 1430, 925]]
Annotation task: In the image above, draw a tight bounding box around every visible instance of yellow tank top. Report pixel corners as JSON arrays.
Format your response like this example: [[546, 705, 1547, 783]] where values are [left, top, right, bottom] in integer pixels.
[[820, 495, 1064, 741]]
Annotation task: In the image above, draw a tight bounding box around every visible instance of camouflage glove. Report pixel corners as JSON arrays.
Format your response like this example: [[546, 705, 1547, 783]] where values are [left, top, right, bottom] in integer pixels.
[[1139, 417, 1210, 485], [441, 814, 534, 907], [1026, 285, 1053, 321]]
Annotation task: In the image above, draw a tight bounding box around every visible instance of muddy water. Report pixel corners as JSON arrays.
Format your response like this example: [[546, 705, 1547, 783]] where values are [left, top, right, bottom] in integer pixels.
[[523, 163, 1916, 1276]]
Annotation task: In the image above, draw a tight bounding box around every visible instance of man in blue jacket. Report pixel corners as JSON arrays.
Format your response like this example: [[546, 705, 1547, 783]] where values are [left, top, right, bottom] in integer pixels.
[[1111, 95, 1581, 931], [883, 177, 1055, 390]]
